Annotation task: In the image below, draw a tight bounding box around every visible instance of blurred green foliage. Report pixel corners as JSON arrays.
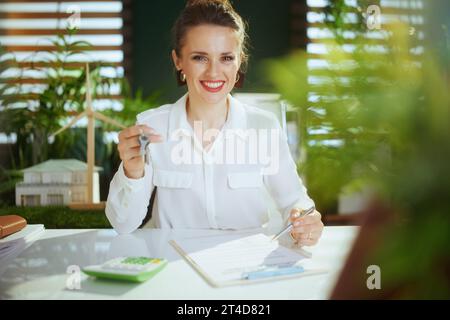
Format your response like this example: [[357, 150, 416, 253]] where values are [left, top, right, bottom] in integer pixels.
[[0, 206, 111, 229], [0, 29, 118, 167], [0, 168, 22, 207], [266, 2, 449, 298], [265, 2, 445, 214]]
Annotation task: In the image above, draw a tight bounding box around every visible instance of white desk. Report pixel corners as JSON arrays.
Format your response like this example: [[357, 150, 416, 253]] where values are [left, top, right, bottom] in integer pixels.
[[0, 226, 358, 299]]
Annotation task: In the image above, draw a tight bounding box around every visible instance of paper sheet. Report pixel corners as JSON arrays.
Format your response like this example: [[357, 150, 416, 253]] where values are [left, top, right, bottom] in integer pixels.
[[0, 224, 45, 260], [170, 232, 325, 286]]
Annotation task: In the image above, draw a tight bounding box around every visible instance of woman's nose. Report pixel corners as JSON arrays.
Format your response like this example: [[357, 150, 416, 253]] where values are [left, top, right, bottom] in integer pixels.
[[206, 60, 220, 77]]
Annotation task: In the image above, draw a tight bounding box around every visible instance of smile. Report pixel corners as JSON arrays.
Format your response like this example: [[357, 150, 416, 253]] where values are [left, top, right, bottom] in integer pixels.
[[200, 80, 225, 93]]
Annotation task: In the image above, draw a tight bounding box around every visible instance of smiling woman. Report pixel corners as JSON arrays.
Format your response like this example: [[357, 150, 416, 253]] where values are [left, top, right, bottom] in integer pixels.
[[171, 0, 248, 89], [105, 0, 324, 246], [172, 24, 241, 109]]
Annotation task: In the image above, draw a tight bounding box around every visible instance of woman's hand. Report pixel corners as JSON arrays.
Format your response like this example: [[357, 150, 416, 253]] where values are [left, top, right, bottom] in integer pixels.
[[118, 125, 163, 179], [289, 208, 324, 246]]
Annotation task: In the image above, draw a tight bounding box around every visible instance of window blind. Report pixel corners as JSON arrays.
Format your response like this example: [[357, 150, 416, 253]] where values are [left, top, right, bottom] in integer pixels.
[[292, 0, 425, 145], [0, 0, 131, 141]]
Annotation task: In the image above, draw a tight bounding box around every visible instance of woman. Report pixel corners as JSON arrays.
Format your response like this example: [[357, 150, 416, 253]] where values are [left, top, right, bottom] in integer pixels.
[[106, 0, 324, 246]]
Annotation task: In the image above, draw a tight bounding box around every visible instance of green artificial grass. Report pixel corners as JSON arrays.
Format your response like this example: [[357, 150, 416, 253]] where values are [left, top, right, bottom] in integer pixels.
[[0, 206, 112, 229]]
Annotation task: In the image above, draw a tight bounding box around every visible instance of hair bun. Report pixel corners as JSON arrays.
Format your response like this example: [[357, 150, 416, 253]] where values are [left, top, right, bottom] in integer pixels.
[[186, 0, 233, 10]]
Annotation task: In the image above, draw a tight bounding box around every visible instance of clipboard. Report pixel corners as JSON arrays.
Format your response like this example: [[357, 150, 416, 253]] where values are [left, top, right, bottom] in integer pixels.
[[169, 233, 327, 287]]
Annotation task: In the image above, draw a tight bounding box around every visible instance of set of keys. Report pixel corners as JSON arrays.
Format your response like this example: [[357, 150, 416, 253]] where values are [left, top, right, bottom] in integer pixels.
[[138, 133, 151, 165]]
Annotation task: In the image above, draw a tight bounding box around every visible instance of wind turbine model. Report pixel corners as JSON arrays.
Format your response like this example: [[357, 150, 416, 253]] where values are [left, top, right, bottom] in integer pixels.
[[50, 63, 126, 205]]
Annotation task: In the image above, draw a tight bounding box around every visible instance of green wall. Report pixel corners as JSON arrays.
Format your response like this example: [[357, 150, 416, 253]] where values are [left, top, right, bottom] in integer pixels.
[[131, 0, 294, 103]]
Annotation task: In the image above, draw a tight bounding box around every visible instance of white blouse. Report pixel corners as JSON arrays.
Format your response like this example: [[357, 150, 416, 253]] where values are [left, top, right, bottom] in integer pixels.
[[105, 93, 315, 234]]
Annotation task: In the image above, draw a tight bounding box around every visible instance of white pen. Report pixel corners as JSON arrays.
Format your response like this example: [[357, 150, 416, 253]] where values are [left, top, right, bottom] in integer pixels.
[[271, 206, 315, 241]]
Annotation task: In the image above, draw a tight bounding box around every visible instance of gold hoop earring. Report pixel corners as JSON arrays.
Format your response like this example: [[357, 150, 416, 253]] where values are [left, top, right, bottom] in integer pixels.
[[180, 71, 186, 83], [235, 73, 240, 83]]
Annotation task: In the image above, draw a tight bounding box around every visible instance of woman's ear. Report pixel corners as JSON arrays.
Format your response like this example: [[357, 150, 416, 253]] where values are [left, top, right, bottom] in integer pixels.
[[171, 49, 181, 70]]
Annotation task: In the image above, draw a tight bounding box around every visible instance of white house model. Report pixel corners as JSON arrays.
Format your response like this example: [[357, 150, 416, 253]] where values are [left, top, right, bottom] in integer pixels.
[[15, 159, 102, 206]]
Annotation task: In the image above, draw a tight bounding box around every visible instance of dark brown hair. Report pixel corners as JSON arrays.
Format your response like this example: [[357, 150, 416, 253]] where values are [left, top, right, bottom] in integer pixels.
[[172, 0, 248, 87]]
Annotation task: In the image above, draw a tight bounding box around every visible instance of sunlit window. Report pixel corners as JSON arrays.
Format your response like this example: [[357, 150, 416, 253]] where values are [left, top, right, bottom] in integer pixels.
[[304, 0, 424, 146], [0, 1, 129, 143]]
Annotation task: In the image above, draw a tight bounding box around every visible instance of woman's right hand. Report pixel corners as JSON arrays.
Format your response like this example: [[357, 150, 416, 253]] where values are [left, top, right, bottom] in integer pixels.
[[118, 125, 163, 179]]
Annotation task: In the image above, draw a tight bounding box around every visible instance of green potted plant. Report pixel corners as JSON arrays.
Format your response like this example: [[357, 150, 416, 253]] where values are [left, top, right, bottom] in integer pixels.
[[265, 0, 394, 217], [0, 28, 118, 167], [266, 2, 450, 297]]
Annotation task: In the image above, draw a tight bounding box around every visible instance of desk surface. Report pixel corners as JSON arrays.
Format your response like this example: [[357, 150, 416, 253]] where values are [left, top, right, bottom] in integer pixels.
[[0, 226, 358, 300]]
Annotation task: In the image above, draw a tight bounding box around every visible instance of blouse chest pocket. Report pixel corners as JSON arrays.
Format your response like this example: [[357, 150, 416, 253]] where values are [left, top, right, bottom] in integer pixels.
[[153, 169, 193, 189], [228, 172, 263, 189]]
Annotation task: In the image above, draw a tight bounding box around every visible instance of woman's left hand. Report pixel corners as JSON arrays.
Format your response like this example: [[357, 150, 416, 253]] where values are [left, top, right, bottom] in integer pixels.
[[289, 208, 324, 246]]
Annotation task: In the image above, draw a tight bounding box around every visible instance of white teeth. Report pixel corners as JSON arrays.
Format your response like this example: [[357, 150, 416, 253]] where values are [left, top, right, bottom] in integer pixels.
[[203, 81, 224, 89]]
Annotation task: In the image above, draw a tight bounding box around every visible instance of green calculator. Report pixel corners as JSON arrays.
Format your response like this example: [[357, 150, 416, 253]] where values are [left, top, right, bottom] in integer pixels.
[[82, 257, 168, 282]]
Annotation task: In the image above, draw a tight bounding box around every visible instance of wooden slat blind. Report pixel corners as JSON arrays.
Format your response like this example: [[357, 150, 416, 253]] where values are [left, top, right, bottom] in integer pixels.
[[286, 0, 427, 219], [0, 0, 130, 115], [290, 0, 425, 144]]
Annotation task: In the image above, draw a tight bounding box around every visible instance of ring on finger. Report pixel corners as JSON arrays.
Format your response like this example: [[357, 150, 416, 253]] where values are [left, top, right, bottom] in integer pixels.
[[289, 231, 296, 242], [290, 231, 300, 246]]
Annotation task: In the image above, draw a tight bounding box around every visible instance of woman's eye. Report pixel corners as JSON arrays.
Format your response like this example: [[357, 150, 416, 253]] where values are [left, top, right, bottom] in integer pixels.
[[192, 55, 207, 62], [222, 56, 235, 62]]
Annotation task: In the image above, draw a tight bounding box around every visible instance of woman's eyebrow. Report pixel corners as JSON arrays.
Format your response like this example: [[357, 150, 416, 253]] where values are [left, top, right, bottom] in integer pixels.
[[189, 51, 234, 55], [190, 51, 208, 55]]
